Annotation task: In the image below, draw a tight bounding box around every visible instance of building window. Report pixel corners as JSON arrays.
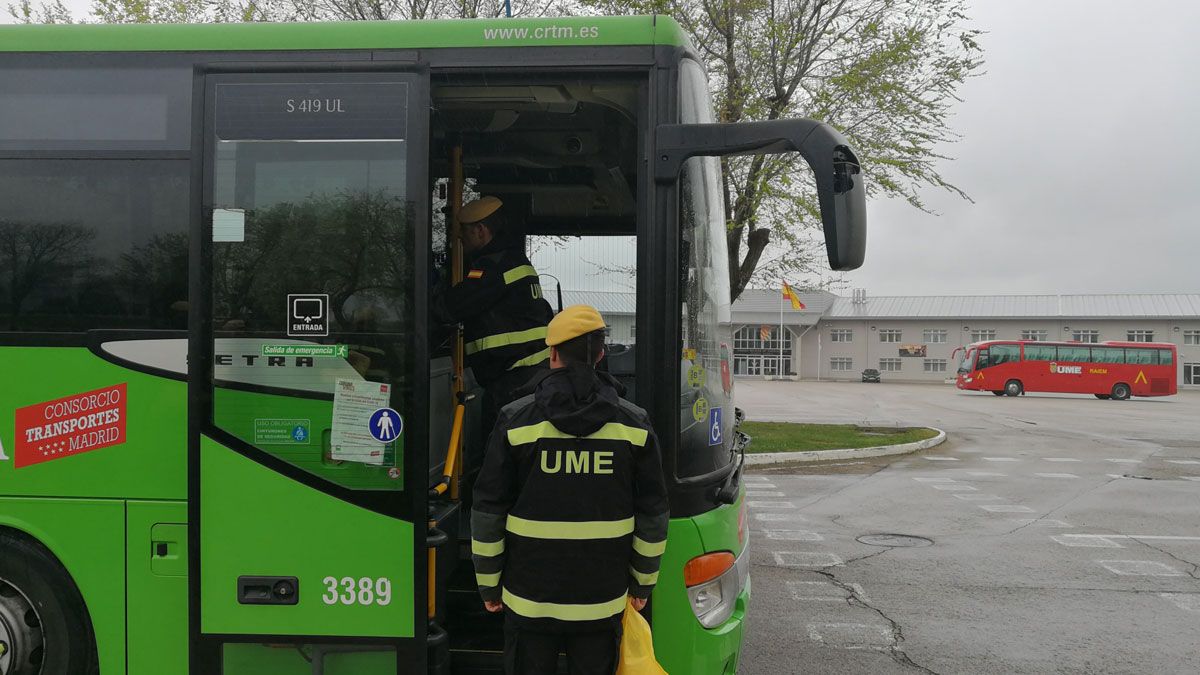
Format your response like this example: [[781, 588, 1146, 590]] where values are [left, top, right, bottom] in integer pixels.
[[1021, 330, 1048, 341], [878, 329, 902, 343], [924, 359, 948, 373], [830, 328, 853, 343], [1126, 330, 1155, 342], [830, 357, 854, 372], [878, 358, 902, 372], [1185, 363, 1200, 385], [1184, 330, 1200, 346], [922, 329, 947, 344], [732, 325, 792, 376], [969, 329, 996, 342], [1072, 329, 1099, 343]]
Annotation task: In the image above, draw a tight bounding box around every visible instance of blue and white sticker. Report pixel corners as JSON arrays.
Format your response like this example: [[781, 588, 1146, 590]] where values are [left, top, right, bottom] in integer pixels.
[[708, 406, 724, 447], [368, 408, 403, 443]]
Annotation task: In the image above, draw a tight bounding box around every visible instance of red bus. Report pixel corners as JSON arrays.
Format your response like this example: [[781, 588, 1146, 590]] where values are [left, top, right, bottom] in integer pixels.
[[955, 340, 1178, 400]]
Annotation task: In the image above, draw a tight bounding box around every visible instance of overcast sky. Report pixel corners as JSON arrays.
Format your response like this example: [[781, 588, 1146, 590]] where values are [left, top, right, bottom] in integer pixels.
[[5, 1, 1197, 296]]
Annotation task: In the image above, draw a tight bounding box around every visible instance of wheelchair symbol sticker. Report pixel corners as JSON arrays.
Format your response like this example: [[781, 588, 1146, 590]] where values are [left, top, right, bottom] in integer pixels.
[[708, 406, 723, 447]]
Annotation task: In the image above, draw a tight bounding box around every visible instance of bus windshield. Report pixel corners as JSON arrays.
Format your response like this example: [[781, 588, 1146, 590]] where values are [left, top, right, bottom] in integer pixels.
[[957, 347, 976, 373]]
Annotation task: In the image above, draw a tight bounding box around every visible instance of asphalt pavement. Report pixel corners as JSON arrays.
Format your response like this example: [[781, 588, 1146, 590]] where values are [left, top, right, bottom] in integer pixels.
[[735, 381, 1200, 675]]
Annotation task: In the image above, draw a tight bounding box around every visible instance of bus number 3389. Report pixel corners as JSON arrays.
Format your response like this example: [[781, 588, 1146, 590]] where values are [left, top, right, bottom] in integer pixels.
[[321, 576, 393, 606]]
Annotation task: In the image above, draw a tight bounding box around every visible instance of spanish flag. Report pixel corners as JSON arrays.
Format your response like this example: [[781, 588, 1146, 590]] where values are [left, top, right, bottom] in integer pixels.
[[759, 325, 772, 341], [782, 281, 805, 310]]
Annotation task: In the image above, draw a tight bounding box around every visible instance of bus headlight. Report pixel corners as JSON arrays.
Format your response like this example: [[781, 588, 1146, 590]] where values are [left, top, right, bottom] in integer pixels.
[[684, 548, 748, 628]]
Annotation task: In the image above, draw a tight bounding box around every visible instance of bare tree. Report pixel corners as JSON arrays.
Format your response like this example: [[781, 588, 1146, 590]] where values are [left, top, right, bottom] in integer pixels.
[[0, 222, 94, 330]]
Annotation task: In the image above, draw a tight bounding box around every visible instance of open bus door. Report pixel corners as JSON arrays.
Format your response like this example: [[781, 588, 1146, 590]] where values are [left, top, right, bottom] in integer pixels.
[[188, 68, 434, 674]]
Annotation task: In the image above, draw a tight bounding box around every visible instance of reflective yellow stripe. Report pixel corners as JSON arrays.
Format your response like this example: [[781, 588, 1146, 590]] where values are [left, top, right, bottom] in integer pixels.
[[629, 567, 659, 586], [503, 265, 539, 285], [633, 537, 666, 557], [506, 515, 634, 540], [508, 348, 550, 370], [502, 588, 627, 622], [465, 326, 548, 355], [476, 572, 502, 587], [506, 421, 648, 447], [472, 539, 505, 557]]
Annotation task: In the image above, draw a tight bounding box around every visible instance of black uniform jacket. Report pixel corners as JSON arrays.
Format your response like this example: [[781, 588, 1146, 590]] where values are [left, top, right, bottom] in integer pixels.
[[471, 364, 670, 632], [432, 238, 553, 388]]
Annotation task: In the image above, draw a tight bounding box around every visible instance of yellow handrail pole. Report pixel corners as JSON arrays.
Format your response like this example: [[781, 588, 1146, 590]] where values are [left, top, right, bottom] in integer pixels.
[[432, 402, 465, 496], [427, 520, 437, 618], [448, 144, 466, 500]]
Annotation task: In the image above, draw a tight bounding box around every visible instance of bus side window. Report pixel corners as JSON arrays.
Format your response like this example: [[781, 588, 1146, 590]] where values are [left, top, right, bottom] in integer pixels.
[[1160, 349, 1173, 365], [976, 349, 990, 369]]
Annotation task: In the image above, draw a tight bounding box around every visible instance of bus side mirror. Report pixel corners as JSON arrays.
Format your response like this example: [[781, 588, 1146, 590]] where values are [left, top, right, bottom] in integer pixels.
[[654, 119, 867, 271]]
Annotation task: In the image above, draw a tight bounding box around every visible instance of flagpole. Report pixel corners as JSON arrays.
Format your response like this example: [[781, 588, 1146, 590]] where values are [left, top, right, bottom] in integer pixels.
[[779, 285, 784, 378]]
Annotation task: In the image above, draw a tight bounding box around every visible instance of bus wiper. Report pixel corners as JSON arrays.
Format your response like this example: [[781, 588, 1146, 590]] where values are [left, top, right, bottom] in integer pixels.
[[713, 408, 750, 505]]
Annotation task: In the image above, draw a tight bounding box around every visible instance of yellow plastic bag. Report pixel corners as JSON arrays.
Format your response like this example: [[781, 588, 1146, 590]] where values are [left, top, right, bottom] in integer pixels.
[[616, 598, 669, 675]]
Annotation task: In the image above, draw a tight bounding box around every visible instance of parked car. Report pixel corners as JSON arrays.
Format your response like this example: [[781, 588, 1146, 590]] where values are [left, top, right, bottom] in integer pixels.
[[861, 368, 881, 383]]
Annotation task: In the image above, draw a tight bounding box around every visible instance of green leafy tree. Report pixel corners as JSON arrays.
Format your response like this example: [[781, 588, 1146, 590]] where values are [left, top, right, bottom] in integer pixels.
[[582, 0, 982, 299]]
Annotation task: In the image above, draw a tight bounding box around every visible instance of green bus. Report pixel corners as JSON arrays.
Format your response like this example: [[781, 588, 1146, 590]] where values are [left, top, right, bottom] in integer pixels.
[[0, 15, 865, 675]]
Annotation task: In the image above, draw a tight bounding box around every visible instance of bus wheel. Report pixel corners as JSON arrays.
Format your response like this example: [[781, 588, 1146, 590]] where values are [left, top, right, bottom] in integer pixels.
[[0, 531, 99, 675], [1111, 383, 1131, 401], [1004, 380, 1023, 397], [1095, 394, 1111, 400]]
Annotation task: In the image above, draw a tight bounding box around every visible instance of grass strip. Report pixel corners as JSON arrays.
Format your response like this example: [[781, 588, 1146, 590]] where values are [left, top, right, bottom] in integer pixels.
[[741, 421, 939, 453]]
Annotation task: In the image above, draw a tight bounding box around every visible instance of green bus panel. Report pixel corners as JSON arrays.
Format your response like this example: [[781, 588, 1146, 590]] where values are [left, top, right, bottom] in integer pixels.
[[0, 497, 126, 675], [200, 437, 415, 638], [127, 500, 189, 675], [0, 347, 186, 500], [653, 496, 748, 675], [0, 16, 688, 52]]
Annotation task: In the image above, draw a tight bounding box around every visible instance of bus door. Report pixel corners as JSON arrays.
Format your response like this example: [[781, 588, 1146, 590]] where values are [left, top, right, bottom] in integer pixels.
[[190, 70, 431, 674]]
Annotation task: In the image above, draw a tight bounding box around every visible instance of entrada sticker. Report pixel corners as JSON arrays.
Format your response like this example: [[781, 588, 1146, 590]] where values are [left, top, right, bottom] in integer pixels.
[[14, 384, 127, 468], [287, 294, 330, 337]]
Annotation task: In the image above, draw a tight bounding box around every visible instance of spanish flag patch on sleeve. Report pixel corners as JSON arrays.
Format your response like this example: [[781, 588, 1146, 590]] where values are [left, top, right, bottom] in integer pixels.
[[467, 269, 484, 279]]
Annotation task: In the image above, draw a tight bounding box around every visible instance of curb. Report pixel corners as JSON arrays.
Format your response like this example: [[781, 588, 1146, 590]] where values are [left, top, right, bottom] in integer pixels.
[[744, 428, 946, 466]]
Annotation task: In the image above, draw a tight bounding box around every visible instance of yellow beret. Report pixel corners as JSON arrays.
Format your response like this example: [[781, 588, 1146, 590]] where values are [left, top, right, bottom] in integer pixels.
[[459, 196, 502, 224], [546, 305, 607, 346]]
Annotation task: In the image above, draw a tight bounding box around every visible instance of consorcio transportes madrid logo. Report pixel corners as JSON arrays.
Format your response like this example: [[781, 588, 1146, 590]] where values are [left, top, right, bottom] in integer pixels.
[[13, 383, 128, 468], [1049, 362, 1082, 375]]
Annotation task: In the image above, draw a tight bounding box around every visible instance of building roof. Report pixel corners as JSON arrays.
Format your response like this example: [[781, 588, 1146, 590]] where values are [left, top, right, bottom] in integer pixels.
[[825, 294, 1200, 320], [731, 289, 836, 327]]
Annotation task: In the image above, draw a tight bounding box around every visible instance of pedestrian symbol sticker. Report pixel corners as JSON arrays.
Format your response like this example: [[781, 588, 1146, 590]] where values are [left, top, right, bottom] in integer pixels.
[[708, 406, 724, 447], [369, 408, 403, 443], [692, 397, 709, 423]]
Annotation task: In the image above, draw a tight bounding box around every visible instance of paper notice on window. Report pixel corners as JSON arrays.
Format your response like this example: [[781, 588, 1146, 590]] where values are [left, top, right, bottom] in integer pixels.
[[213, 208, 246, 242], [330, 378, 395, 466]]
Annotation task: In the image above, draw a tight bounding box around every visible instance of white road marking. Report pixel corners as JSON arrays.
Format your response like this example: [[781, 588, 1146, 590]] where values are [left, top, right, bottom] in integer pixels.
[[787, 580, 867, 602], [967, 471, 1008, 477], [749, 501, 795, 509], [932, 484, 978, 491], [1106, 474, 1127, 479], [1008, 518, 1072, 528], [744, 476, 771, 483], [1043, 458, 1082, 462], [1059, 534, 1200, 542], [979, 504, 1036, 513], [1165, 460, 1200, 465], [807, 623, 895, 649], [746, 483, 778, 489], [1182, 477, 1200, 482], [952, 493, 1004, 501], [983, 457, 1020, 462], [1160, 593, 1200, 613], [1035, 473, 1079, 479], [1051, 534, 1124, 548], [773, 551, 843, 568], [755, 512, 808, 522], [1097, 560, 1186, 577], [1105, 459, 1141, 464], [923, 456, 959, 461], [913, 477, 957, 483], [746, 491, 786, 497], [763, 530, 824, 541]]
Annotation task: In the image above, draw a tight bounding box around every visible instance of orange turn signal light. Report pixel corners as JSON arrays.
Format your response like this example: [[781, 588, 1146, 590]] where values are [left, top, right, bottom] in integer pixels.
[[683, 552, 735, 588]]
